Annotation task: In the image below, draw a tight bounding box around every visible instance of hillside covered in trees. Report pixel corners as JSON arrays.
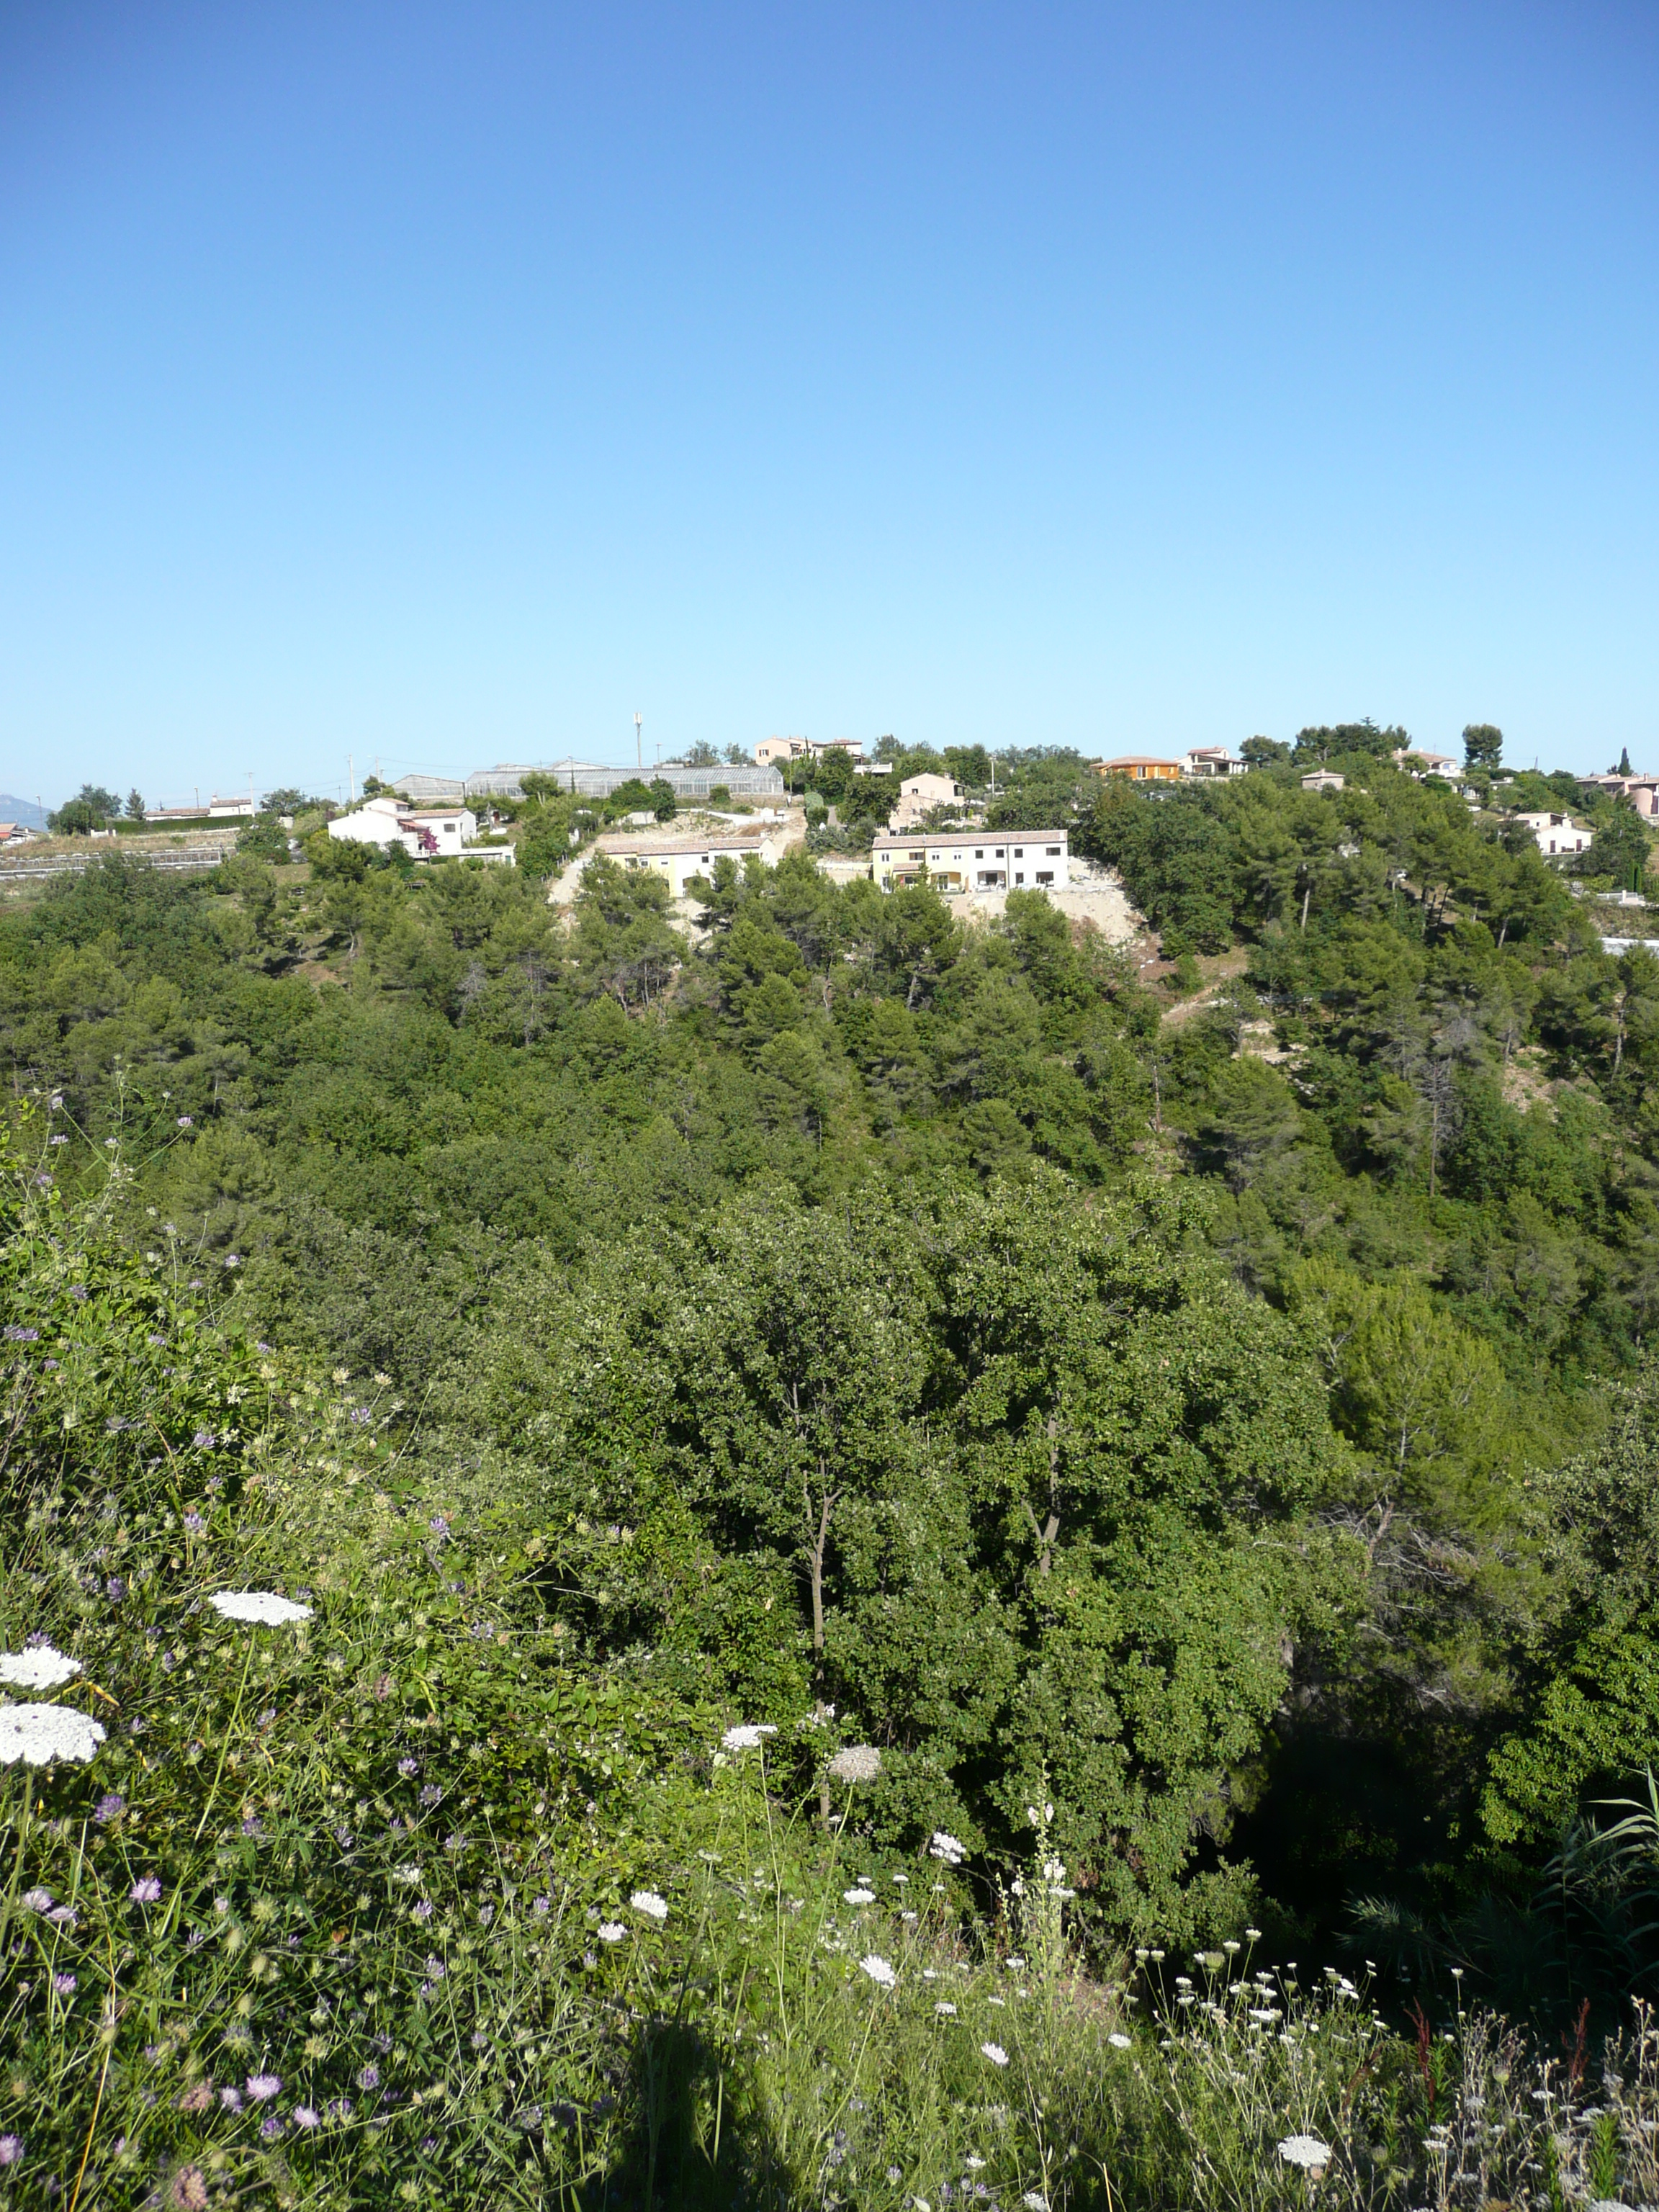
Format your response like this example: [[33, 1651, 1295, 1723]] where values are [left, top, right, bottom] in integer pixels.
[[8, 725, 1659, 2023]]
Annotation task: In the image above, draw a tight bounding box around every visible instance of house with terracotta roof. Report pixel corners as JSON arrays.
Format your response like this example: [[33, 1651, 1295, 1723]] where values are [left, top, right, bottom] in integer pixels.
[[1097, 755, 1183, 783]]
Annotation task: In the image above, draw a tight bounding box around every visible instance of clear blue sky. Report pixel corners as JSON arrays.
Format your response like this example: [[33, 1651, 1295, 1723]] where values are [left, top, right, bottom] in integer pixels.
[[3, 0, 1657, 807]]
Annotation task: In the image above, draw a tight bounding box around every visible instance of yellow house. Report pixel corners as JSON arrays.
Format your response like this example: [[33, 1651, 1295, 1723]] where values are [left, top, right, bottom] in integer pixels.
[[1096, 755, 1184, 783]]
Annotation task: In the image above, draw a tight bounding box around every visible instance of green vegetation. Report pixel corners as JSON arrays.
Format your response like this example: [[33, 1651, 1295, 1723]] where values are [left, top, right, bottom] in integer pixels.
[[8, 731, 1659, 2202]]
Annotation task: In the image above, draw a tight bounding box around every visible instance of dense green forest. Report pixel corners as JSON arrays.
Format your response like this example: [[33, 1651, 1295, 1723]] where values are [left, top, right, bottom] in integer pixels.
[[9, 729, 1659, 2005]]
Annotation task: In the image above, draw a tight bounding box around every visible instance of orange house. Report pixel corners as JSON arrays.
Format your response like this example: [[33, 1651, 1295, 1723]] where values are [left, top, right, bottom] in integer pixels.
[[1096, 755, 1184, 783]]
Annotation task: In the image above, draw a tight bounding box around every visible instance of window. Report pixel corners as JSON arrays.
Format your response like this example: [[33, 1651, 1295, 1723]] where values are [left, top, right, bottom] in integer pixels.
[[1015, 871, 1025, 885], [909, 850, 925, 860], [994, 848, 1005, 858], [974, 849, 984, 859], [1046, 846, 1061, 857], [1036, 871, 1053, 885], [1014, 848, 1024, 858]]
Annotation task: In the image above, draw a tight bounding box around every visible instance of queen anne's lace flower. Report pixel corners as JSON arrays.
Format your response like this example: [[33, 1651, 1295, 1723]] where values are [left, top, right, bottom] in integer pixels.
[[630, 1890, 668, 1923], [210, 1592, 313, 1627], [0, 1644, 81, 1691], [1277, 2135, 1332, 2171], [0, 1702, 105, 1766], [929, 1830, 966, 1866], [843, 1887, 876, 1905], [980, 2041, 1009, 2067], [1108, 2032, 1131, 2049], [597, 1923, 626, 1943], [721, 1724, 777, 1752], [860, 1954, 896, 1987], [827, 1744, 881, 1782]]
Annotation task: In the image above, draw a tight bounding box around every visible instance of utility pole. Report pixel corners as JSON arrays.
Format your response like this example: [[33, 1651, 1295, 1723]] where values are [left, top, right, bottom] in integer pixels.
[[635, 712, 642, 775], [349, 755, 356, 804]]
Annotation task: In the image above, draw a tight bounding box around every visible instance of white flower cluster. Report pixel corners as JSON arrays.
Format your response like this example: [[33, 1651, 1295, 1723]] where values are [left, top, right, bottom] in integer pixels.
[[929, 1830, 966, 1866], [210, 1591, 313, 1627], [1277, 2134, 1331, 2171], [0, 1703, 106, 1766], [842, 1887, 875, 1905], [0, 1644, 81, 1691], [630, 1890, 669, 1923], [859, 1954, 896, 1988], [827, 1744, 881, 1783], [720, 1723, 777, 1752]]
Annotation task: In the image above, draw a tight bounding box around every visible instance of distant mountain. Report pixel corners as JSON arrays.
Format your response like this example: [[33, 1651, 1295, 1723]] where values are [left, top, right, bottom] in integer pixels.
[[0, 795, 48, 830]]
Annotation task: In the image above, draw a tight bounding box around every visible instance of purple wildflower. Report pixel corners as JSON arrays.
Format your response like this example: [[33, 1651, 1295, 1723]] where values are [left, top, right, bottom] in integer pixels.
[[397, 1757, 418, 1777], [533, 1895, 551, 1915], [219, 2087, 243, 2112], [293, 2105, 320, 2129], [428, 1514, 450, 1538], [105, 1575, 125, 1601], [192, 1429, 216, 1450], [3, 1326, 37, 1342], [94, 1791, 125, 1823], [328, 2098, 352, 2122], [246, 2073, 282, 2103], [130, 1876, 163, 1903], [240, 1815, 263, 1837], [53, 1973, 76, 1996], [183, 1511, 205, 1534], [176, 1115, 192, 1128], [413, 1899, 433, 1922], [0, 2136, 19, 2165], [357, 2065, 379, 2092], [419, 1784, 441, 1807], [222, 1254, 240, 1269]]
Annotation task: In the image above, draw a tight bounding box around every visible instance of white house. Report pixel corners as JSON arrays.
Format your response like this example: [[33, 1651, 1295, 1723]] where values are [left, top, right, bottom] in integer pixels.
[[579, 824, 793, 901], [328, 794, 480, 858], [1393, 749, 1460, 780], [1183, 747, 1246, 778], [871, 831, 1069, 895], [207, 796, 256, 819], [1514, 810, 1593, 859]]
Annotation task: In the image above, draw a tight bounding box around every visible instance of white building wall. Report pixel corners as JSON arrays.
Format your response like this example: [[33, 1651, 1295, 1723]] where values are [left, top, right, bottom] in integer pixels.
[[328, 798, 479, 856], [873, 834, 1069, 894]]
